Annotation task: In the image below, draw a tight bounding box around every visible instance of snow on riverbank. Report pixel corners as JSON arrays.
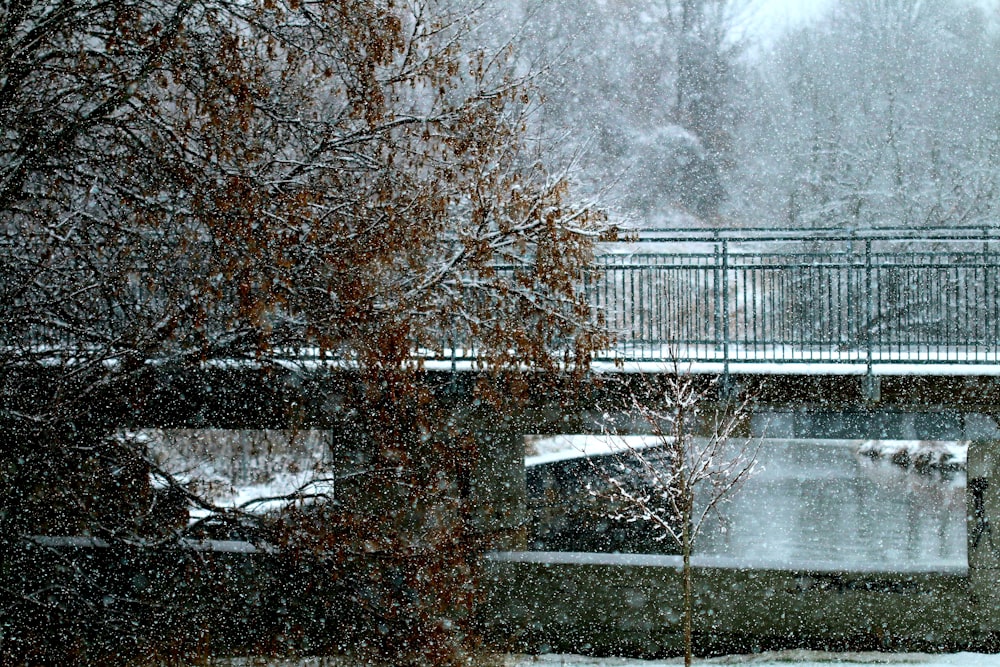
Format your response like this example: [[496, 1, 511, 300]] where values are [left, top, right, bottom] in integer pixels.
[[138, 429, 336, 518], [858, 440, 967, 471], [524, 434, 662, 466], [527, 434, 970, 473]]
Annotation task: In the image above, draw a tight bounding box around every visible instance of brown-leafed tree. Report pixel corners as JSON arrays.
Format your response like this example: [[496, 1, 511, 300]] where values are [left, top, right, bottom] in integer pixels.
[[0, 0, 608, 663]]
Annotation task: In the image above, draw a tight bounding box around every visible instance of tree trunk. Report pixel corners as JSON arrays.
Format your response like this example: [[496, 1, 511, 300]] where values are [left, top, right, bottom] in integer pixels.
[[683, 507, 693, 667]]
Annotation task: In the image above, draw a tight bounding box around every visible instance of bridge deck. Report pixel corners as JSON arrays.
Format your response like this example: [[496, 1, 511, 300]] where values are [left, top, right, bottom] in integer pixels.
[[423, 348, 1000, 376]]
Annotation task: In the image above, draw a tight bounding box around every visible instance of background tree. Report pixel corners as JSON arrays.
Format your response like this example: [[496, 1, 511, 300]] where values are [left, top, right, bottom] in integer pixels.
[[487, 0, 749, 223], [728, 0, 1000, 230]]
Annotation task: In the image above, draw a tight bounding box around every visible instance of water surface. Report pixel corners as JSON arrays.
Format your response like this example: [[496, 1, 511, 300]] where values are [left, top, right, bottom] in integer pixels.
[[692, 439, 966, 568]]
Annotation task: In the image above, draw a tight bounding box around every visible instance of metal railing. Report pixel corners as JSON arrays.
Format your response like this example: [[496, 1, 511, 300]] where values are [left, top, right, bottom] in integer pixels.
[[592, 227, 1000, 369], [11, 227, 1000, 373]]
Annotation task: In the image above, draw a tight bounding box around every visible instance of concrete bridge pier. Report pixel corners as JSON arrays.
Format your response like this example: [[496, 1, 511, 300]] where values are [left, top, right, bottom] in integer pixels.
[[326, 398, 528, 553], [967, 440, 1000, 633], [460, 404, 528, 552]]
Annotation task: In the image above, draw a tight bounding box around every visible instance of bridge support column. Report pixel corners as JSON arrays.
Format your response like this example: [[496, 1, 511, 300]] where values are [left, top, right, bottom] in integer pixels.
[[862, 374, 881, 402], [462, 406, 528, 552], [967, 440, 1000, 631], [325, 389, 526, 553]]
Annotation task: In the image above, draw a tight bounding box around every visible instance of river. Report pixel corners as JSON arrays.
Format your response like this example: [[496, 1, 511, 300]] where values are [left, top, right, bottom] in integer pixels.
[[526, 437, 967, 569]]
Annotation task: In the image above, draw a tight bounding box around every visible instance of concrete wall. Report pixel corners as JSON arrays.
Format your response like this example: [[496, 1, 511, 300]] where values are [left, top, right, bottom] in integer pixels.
[[753, 409, 1000, 440], [479, 551, 978, 658]]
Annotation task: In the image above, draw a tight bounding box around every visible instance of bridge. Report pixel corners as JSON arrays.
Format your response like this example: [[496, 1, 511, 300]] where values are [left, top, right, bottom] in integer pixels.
[[13, 227, 1000, 658], [478, 227, 1000, 656], [10, 226, 985, 430]]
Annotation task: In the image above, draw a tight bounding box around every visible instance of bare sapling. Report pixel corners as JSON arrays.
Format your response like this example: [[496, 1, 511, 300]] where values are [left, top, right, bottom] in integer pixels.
[[590, 365, 759, 667]]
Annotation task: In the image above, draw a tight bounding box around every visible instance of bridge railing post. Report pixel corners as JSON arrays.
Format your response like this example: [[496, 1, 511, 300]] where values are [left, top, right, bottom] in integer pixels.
[[722, 239, 730, 378], [863, 239, 879, 401], [983, 228, 994, 359], [865, 238, 873, 372], [713, 240, 730, 372], [713, 241, 719, 355]]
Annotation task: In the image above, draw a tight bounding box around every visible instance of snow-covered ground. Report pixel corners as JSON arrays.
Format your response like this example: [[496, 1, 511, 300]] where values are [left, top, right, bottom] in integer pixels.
[[506, 653, 1000, 666], [525, 433, 664, 466], [858, 439, 967, 471], [526, 434, 969, 472], [140, 428, 336, 518], [221, 651, 1000, 666]]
